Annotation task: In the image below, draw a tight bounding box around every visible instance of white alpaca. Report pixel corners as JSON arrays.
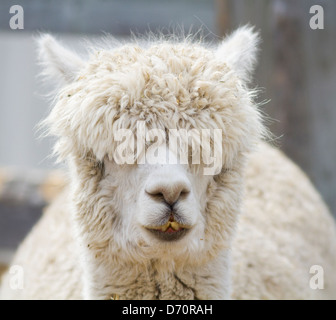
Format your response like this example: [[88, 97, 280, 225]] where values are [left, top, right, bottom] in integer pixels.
[[1, 27, 336, 300]]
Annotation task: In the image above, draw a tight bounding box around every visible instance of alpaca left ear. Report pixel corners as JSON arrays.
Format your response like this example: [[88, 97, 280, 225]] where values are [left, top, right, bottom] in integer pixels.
[[216, 25, 260, 82], [37, 34, 84, 85]]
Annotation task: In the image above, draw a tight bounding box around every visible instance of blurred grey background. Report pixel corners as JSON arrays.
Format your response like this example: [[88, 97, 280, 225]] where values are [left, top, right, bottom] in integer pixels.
[[0, 0, 335, 266]]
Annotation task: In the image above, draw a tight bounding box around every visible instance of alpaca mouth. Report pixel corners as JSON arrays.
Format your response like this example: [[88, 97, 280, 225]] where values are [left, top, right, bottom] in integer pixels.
[[144, 221, 191, 241]]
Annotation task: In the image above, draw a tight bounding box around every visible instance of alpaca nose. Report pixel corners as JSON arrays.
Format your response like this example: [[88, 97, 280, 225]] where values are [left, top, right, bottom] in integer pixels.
[[145, 180, 191, 205]]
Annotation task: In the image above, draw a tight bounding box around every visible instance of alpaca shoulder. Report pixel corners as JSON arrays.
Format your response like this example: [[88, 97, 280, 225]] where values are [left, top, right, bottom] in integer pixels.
[[231, 142, 336, 299]]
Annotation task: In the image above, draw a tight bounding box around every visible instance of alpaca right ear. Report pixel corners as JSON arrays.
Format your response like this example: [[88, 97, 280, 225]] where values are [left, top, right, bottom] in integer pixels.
[[216, 26, 260, 82], [37, 34, 84, 85]]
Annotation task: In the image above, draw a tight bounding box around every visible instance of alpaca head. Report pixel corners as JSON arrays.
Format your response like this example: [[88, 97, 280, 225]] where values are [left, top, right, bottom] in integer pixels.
[[38, 26, 264, 265]]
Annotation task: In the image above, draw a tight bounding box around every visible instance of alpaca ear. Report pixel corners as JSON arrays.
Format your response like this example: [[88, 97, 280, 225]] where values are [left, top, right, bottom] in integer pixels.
[[216, 26, 260, 82], [37, 34, 84, 85]]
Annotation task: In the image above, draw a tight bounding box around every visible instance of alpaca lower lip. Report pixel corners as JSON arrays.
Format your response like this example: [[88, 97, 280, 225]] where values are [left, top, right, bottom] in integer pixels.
[[144, 221, 191, 241], [146, 227, 189, 241]]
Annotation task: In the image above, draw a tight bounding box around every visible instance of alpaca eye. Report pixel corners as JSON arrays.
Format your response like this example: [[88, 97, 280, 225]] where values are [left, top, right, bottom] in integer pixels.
[[94, 161, 105, 176], [213, 168, 231, 182]]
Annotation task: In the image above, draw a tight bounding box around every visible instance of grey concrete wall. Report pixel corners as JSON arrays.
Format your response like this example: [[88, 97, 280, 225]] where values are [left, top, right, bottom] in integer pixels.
[[0, 0, 215, 35], [0, 32, 90, 170]]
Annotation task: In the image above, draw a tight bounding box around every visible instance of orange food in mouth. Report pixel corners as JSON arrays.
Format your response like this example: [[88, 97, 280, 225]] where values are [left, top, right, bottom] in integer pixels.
[[146, 221, 190, 233], [159, 226, 183, 233]]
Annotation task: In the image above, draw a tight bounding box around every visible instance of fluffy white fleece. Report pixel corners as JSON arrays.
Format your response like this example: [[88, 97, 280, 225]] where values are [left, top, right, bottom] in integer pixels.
[[1, 26, 335, 300]]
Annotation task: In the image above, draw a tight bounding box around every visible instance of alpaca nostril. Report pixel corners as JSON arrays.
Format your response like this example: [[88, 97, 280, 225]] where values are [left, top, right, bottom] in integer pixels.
[[145, 190, 165, 201], [145, 183, 190, 205]]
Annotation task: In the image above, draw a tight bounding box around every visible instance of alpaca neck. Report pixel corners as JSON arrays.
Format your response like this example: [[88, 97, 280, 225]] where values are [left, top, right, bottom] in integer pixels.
[[79, 244, 232, 300]]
